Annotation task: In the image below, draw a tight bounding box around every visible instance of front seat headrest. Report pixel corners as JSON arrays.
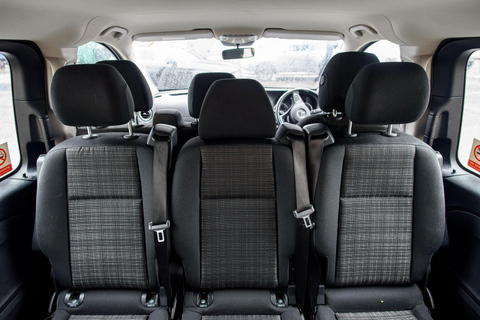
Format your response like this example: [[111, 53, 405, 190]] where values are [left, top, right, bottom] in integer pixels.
[[188, 72, 235, 118], [345, 62, 430, 125], [97, 60, 153, 112], [318, 52, 379, 113], [51, 64, 134, 127], [199, 79, 276, 140]]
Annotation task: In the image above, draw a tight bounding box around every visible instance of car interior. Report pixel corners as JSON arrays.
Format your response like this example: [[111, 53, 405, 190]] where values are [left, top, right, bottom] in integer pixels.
[[0, 1, 480, 320]]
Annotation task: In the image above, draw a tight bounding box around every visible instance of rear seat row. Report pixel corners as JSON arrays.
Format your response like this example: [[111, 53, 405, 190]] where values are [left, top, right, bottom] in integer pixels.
[[35, 54, 445, 320]]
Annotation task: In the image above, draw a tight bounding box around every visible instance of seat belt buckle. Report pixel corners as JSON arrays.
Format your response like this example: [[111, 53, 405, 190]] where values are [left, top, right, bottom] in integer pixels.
[[293, 205, 315, 229], [149, 220, 170, 242]]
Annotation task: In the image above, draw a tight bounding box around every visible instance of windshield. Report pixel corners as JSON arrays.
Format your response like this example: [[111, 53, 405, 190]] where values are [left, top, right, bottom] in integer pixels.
[[132, 38, 343, 91]]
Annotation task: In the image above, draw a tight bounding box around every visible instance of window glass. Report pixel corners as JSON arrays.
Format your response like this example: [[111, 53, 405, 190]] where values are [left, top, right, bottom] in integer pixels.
[[76, 42, 117, 64], [458, 50, 480, 174], [133, 38, 343, 91], [0, 54, 21, 178], [365, 40, 401, 62]]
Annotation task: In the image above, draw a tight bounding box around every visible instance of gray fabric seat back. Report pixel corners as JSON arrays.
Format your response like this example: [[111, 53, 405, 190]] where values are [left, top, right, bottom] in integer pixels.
[[314, 62, 445, 288], [36, 64, 158, 290], [172, 79, 297, 290]]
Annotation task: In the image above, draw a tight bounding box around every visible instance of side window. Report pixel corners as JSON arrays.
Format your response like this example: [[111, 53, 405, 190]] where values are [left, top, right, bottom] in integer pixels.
[[0, 54, 21, 178], [76, 42, 117, 64], [458, 50, 480, 175], [365, 40, 401, 62]]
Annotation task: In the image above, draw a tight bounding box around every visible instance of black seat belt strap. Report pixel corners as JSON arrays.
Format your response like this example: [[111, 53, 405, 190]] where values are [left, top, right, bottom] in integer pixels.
[[147, 124, 177, 308]]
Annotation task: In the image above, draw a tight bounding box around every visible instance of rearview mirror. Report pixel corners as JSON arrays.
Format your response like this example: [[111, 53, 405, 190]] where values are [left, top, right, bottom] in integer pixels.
[[222, 48, 255, 60]]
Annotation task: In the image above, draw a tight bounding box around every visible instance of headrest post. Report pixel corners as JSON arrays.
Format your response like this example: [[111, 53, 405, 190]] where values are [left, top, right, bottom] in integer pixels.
[[345, 120, 357, 138], [83, 126, 99, 140], [382, 124, 398, 137], [132, 112, 139, 126], [123, 121, 139, 140], [327, 108, 343, 121]]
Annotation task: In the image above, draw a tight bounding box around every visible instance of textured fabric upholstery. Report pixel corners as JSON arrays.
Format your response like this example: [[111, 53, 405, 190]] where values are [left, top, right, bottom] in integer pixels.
[[181, 290, 301, 320], [97, 60, 153, 112], [312, 61, 441, 320], [335, 311, 417, 320], [69, 316, 148, 320], [345, 62, 430, 125], [198, 79, 276, 140], [188, 72, 235, 118], [335, 145, 414, 286], [203, 316, 281, 320], [200, 144, 278, 289], [50, 65, 134, 126], [173, 76, 300, 319], [171, 138, 296, 289], [38, 63, 165, 319], [66, 146, 149, 289], [314, 133, 445, 287], [318, 52, 379, 113]]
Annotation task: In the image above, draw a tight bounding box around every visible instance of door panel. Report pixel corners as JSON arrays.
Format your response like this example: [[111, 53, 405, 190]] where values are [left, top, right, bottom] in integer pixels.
[[0, 40, 54, 319], [427, 38, 480, 320]]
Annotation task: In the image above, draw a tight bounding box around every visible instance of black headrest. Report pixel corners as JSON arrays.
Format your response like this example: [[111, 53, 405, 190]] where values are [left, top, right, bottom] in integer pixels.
[[51, 64, 134, 126], [199, 79, 276, 140], [318, 52, 379, 113], [153, 109, 184, 128], [188, 72, 235, 118], [97, 60, 153, 112], [345, 62, 430, 125]]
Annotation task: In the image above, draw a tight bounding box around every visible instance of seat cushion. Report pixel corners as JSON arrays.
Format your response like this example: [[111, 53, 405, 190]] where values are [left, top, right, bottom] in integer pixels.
[[315, 285, 433, 320], [51, 290, 169, 320], [53, 311, 168, 320], [181, 290, 302, 320]]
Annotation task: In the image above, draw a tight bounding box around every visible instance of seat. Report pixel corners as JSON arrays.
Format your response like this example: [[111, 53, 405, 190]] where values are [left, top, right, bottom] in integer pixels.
[[312, 62, 445, 320], [298, 52, 383, 134], [36, 64, 168, 320], [187, 72, 235, 126], [75, 60, 155, 136], [171, 78, 302, 320], [99, 60, 154, 133], [153, 72, 236, 170]]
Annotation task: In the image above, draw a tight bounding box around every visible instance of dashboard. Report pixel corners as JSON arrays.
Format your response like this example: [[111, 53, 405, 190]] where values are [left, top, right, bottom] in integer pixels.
[[76, 87, 320, 136]]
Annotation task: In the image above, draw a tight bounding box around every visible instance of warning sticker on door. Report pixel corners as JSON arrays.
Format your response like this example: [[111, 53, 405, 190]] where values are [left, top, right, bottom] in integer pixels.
[[0, 142, 13, 176], [468, 138, 480, 173]]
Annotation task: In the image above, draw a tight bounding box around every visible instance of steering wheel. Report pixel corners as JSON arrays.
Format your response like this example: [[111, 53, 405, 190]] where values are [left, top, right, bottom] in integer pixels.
[[274, 88, 319, 125]]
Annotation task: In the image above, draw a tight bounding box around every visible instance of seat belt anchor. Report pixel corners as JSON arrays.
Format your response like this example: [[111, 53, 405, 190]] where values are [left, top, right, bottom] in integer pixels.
[[293, 205, 315, 229], [149, 220, 171, 242]]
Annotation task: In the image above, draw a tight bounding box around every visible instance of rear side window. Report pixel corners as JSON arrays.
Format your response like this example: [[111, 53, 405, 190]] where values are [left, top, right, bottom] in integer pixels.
[[365, 40, 401, 62], [0, 54, 21, 178], [76, 42, 117, 64], [458, 50, 480, 175]]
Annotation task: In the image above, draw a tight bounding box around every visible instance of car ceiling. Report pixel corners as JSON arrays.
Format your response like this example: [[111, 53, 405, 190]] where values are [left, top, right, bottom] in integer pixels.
[[0, 0, 479, 58]]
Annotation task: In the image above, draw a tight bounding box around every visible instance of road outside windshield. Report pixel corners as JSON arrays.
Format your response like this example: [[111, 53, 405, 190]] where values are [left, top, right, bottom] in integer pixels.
[[132, 38, 343, 91]]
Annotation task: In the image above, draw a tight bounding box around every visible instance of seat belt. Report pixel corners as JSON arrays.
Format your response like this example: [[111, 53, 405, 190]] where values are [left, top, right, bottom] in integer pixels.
[[276, 123, 314, 314], [303, 123, 334, 200], [147, 124, 177, 308], [303, 123, 334, 314]]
